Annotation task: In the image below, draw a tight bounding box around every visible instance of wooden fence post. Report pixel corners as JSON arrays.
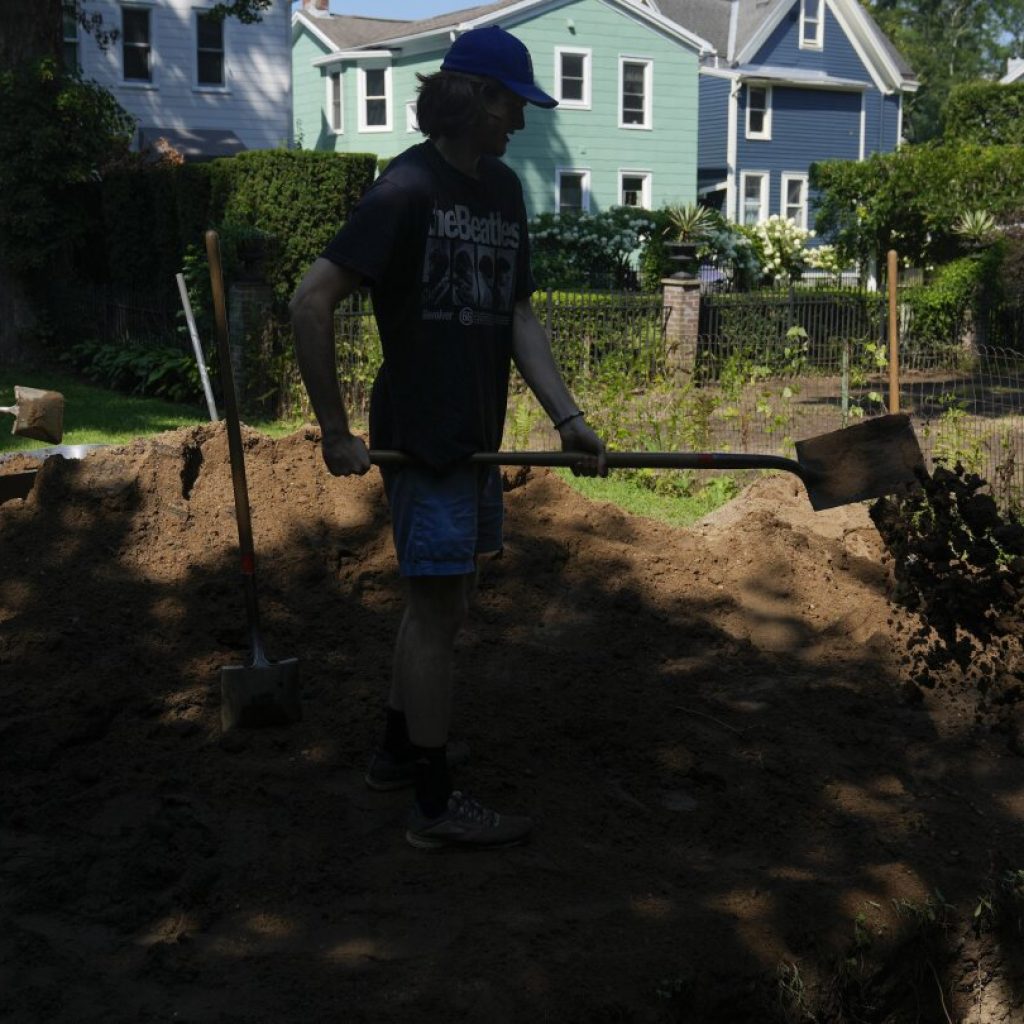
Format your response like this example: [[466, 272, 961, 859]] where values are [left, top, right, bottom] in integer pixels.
[[887, 249, 900, 414]]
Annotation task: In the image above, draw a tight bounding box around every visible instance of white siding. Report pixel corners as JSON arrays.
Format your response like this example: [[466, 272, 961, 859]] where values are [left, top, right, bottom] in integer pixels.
[[78, 0, 292, 151]]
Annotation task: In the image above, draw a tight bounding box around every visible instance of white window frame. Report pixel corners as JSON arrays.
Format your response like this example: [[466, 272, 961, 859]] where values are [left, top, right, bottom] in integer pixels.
[[781, 172, 809, 228], [554, 46, 591, 109], [800, 0, 824, 50], [120, 3, 155, 86], [194, 9, 226, 91], [406, 100, 419, 133], [555, 168, 591, 213], [326, 71, 343, 134], [618, 56, 653, 130], [745, 84, 772, 140], [739, 171, 769, 226], [63, 9, 79, 71], [358, 63, 392, 133], [618, 170, 652, 209]]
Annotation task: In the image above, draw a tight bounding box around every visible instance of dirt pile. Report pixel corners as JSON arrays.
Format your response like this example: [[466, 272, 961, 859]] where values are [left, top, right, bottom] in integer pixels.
[[1, 426, 1023, 1023], [871, 463, 1024, 731]]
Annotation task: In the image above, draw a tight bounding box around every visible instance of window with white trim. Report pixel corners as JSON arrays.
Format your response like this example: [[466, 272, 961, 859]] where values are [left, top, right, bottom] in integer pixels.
[[800, 0, 824, 48], [121, 6, 152, 82], [557, 169, 590, 213], [781, 173, 808, 228], [195, 11, 224, 87], [740, 171, 768, 226], [63, 9, 79, 70], [619, 58, 652, 129], [327, 72, 343, 132], [555, 47, 591, 109], [619, 171, 651, 209], [406, 100, 419, 133], [745, 85, 771, 139], [358, 65, 391, 131]]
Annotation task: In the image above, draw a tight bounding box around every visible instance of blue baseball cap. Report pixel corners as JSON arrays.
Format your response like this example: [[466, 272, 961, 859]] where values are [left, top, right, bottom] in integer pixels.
[[441, 26, 558, 108]]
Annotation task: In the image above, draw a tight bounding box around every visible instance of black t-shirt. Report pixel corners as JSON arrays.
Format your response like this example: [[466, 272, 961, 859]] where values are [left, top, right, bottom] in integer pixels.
[[321, 141, 534, 471]]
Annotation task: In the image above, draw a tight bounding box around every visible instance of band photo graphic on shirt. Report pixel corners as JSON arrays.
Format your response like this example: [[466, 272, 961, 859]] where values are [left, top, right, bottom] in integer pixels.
[[422, 237, 517, 314]]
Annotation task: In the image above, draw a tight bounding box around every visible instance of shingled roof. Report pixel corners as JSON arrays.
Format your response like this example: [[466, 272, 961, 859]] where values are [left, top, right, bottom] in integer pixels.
[[654, 0, 916, 86], [299, 1, 522, 51]]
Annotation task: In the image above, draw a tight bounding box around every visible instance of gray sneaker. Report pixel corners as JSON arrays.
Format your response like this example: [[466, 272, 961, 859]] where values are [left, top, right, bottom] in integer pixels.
[[364, 739, 471, 791], [406, 790, 532, 850]]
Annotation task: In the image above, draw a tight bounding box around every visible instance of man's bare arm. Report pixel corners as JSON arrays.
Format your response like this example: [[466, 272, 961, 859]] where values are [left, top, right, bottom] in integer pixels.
[[290, 258, 371, 475], [511, 298, 606, 476]]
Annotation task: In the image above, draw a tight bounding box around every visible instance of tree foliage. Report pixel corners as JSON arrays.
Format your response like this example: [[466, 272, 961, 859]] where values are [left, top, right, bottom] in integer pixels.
[[811, 142, 1024, 266], [0, 58, 134, 272], [944, 81, 1024, 144], [858, 0, 1024, 141]]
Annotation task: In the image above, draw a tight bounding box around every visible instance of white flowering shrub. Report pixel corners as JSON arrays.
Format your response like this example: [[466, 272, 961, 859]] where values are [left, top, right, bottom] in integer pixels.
[[529, 207, 660, 289], [804, 242, 848, 280], [742, 215, 815, 283]]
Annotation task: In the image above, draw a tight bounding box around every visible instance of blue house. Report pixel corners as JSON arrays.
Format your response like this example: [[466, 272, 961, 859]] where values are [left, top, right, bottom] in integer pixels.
[[654, 0, 917, 229]]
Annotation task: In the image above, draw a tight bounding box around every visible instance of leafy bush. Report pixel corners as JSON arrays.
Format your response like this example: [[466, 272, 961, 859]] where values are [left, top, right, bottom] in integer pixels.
[[944, 82, 1024, 145], [811, 143, 1024, 267], [210, 149, 378, 300], [740, 216, 814, 283], [902, 252, 998, 353], [529, 207, 659, 289], [0, 58, 134, 274], [61, 338, 207, 406]]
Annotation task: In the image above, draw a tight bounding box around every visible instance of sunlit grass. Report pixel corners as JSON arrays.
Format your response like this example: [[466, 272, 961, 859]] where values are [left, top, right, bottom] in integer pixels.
[[0, 364, 303, 451]]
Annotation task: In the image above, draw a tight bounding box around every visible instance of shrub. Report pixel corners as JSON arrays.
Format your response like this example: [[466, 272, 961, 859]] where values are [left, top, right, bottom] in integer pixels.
[[741, 216, 814, 283], [944, 82, 1024, 146], [902, 252, 998, 353], [212, 149, 378, 300], [529, 207, 659, 289], [0, 58, 134, 275], [811, 143, 1024, 267]]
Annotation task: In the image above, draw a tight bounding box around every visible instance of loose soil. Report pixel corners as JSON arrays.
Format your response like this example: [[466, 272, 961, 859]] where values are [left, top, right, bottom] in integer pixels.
[[2, 425, 1023, 1023]]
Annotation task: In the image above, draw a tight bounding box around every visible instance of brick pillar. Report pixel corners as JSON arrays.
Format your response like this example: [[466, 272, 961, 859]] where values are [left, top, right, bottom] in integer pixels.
[[227, 281, 273, 407], [661, 277, 701, 380]]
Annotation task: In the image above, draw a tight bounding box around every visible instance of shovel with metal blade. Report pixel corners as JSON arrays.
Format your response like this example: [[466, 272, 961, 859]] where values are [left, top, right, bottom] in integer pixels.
[[0, 386, 64, 445], [206, 230, 300, 732], [370, 413, 925, 511]]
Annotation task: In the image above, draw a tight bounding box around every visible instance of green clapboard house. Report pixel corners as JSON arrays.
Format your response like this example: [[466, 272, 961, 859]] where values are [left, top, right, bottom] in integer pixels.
[[291, 0, 713, 218]]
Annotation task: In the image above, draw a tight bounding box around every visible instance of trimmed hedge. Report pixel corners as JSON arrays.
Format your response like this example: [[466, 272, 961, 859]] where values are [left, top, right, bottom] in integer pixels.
[[77, 149, 378, 304]]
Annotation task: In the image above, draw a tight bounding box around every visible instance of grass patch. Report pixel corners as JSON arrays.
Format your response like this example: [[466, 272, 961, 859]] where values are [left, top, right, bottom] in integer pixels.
[[0, 365, 303, 452], [555, 470, 740, 528]]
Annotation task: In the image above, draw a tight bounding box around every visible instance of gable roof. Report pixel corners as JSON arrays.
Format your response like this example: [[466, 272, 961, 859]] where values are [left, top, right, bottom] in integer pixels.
[[655, 0, 916, 90], [294, 0, 713, 59]]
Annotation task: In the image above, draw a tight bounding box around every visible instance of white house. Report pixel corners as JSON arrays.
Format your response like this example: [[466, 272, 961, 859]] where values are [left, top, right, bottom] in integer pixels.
[[1001, 58, 1024, 84], [69, 0, 293, 158]]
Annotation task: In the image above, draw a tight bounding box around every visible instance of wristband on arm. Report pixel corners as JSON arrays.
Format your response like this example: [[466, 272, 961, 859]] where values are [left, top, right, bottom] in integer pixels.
[[553, 410, 585, 430]]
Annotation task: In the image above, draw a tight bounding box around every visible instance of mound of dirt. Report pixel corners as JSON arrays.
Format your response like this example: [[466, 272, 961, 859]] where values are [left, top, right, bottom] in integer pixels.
[[2, 426, 1022, 1023]]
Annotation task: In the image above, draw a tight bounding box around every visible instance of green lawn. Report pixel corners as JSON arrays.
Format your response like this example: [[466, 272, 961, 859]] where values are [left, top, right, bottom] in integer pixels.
[[0, 365, 303, 452]]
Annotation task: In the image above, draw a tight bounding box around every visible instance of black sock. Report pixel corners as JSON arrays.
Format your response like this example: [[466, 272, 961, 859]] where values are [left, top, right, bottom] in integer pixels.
[[382, 706, 413, 759], [412, 744, 452, 818]]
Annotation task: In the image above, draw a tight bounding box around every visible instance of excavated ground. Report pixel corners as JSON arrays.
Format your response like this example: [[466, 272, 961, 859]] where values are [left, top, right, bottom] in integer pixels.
[[1, 424, 1023, 1023]]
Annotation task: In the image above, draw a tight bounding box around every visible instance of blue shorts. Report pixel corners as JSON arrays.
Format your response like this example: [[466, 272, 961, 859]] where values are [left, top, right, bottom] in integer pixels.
[[381, 463, 503, 577]]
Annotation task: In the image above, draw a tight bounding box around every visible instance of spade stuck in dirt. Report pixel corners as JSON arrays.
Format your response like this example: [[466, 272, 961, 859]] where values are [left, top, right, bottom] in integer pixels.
[[206, 230, 300, 732], [1, 386, 64, 445]]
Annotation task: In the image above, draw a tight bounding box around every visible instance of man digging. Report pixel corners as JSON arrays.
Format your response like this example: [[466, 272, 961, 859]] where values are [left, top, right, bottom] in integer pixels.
[[291, 26, 606, 850]]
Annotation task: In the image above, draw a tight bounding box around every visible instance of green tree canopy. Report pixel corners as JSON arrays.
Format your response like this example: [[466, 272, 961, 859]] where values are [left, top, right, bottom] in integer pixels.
[[859, 0, 1024, 141]]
